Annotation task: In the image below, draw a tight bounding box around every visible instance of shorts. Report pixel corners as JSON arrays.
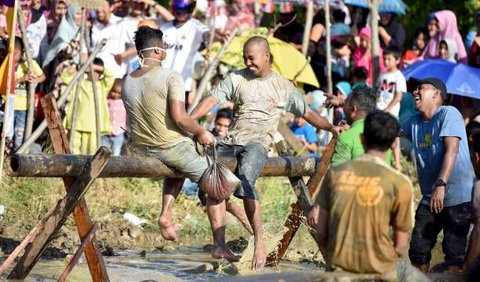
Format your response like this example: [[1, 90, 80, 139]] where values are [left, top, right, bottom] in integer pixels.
[[216, 141, 268, 200], [137, 140, 208, 183]]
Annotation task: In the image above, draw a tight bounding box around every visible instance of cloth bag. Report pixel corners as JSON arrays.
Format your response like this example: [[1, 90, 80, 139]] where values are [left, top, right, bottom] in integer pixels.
[[198, 146, 241, 202]]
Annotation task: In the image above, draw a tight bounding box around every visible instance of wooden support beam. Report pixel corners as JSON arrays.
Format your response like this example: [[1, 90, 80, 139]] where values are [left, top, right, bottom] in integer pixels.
[[6, 154, 318, 178], [40, 95, 110, 282], [267, 137, 337, 266], [58, 223, 99, 282], [8, 147, 111, 279]]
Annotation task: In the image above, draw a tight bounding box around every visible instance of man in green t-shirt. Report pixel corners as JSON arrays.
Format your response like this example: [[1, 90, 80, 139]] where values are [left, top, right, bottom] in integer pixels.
[[314, 111, 428, 281], [331, 86, 392, 166]]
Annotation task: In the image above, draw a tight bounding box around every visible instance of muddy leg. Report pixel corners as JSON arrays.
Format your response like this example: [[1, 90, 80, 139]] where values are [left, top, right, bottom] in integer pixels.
[[244, 198, 266, 270], [158, 178, 185, 242], [226, 200, 254, 235], [207, 197, 241, 262]]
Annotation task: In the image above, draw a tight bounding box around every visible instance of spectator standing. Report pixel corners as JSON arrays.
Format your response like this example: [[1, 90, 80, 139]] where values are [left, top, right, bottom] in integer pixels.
[[102, 78, 126, 156], [468, 12, 480, 68], [10, 37, 46, 151], [353, 26, 386, 86], [273, 2, 304, 50], [438, 38, 458, 62], [313, 110, 429, 282], [376, 47, 406, 170], [378, 12, 406, 49], [92, 0, 126, 79], [63, 58, 114, 154], [422, 10, 467, 63], [161, 0, 209, 108], [402, 77, 476, 272]]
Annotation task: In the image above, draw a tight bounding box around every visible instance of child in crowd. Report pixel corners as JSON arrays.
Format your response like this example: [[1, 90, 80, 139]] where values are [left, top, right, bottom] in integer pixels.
[[102, 78, 126, 156], [290, 116, 319, 157], [353, 26, 386, 86], [210, 108, 232, 139], [10, 36, 46, 151], [438, 38, 458, 62], [376, 47, 406, 171], [402, 27, 429, 68], [63, 58, 114, 154], [351, 66, 369, 90]]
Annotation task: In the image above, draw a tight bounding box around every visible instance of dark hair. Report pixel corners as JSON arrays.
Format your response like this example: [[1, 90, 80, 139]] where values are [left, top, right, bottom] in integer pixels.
[[352, 66, 368, 80], [414, 27, 429, 42], [134, 26, 164, 54], [93, 57, 104, 67], [215, 108, 233, 121], [346, 85, 376, 113], [14, 36, 24, 51], [384, 46, 402, 60], [473, 131, 480, 155], [467, 121, 480, 139], [332, 9, 346, 22], [107, 0, 115, 6], [364, 110, 399, 151]]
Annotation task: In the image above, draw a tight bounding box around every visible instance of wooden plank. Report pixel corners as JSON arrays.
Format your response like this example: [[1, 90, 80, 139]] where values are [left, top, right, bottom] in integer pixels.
[[8, 147, 111, 279], [267, 136, 337, 266], [58, 223, 99, 282], [277, 123, 310, 157], [41, 95, 110, 282]]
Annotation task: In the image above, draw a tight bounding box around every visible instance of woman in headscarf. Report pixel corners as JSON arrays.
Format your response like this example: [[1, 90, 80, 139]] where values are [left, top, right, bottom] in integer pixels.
[[353, 26, 386, 86], [422, 10, 467, 63], [468, 12, 480, 68]]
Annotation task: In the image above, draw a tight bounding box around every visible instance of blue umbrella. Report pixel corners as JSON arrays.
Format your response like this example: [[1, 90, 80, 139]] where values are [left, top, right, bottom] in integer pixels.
[[344, 0, 407, 15], [402, 59, 480, 100]]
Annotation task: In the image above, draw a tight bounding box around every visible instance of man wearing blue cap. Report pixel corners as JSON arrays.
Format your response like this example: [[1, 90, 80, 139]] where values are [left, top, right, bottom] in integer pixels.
[[402, 77, 476, 272]]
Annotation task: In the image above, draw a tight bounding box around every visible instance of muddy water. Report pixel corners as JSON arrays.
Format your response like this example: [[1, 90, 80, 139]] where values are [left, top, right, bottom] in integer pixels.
[[23, 246, 322, 281]]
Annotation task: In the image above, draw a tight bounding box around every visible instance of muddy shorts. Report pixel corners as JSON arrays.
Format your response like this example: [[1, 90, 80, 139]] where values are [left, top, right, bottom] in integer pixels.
[[215, 141, 268, 200], [134, 140, 208, 183]]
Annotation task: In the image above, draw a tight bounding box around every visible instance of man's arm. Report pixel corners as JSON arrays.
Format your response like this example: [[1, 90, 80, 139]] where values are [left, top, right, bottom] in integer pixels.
[[190, 96, 218, 120], [170, 99, 215, 145], [303, 108, 340, 138], [430, 136, 460, 213], [393, 230, 409, 256], [384, 90, 403, 113]]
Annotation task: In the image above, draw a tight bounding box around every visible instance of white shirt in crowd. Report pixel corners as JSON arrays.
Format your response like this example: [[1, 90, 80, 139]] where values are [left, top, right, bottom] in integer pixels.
[[376, 69, 407, 118], [91, 14, 127, 79], [161, 18, 209, 92]]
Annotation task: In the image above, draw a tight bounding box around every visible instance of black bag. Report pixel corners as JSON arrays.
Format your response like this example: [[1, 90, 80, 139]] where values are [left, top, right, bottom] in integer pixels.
[[198, 146, 241, 202]]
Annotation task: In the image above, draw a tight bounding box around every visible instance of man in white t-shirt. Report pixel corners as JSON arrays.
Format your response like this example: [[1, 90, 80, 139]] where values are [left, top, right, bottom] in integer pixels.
[[161, 0, 209, 107], [92, 0, 127, 79]]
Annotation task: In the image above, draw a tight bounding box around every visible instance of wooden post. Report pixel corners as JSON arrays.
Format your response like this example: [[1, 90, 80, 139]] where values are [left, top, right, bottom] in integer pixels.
[[68, 7, 87, 151], [16, 39, 107, 154], [89, 62, 101, 149], [40, 94, 110, 281], [16, 7, 35, 139], [8, 147, 111, 279], [58, 223, 99, 282], [267, 136, 337, 266], [369, 0, 381, 85], [301, 0, 314, 57]]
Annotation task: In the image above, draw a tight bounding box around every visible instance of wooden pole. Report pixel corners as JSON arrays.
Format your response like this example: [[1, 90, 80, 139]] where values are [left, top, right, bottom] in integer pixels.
[[16, 7, 35, 140], [369, 0, 381, 85], [301, 0, 314, 57], [0, 2, 18, 181], [188, 27, 240, 113], [8, 147, 111, 280], [39, 94, 110, 281], [267, 136, 337, 265], [68, 7, 87, 152], [16, 39, 107, 154], [84, 24, 101, 148], [58, 223, 99, 282]]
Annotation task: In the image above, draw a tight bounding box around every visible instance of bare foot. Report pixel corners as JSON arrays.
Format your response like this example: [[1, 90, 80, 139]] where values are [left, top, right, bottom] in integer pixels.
[[211, 245, 241, 262], [251, 243, 267, 270], [158, 217, 179, 242]]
